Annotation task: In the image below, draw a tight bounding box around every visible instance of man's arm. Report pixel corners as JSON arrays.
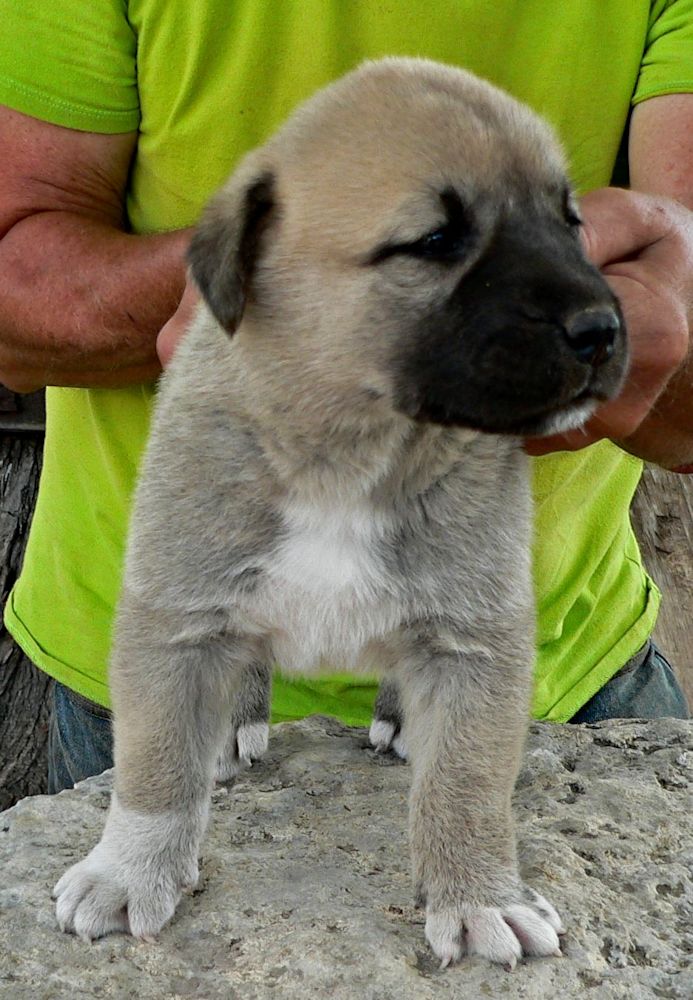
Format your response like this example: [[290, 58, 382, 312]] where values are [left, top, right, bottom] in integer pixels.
[[526, 94, 693, 470], [630, 94, 693, 208], [0, 106, 191, 392]]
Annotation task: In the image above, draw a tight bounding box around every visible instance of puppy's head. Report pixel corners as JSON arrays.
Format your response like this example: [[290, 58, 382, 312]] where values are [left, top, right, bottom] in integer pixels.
[[189, 58, 627, 437]]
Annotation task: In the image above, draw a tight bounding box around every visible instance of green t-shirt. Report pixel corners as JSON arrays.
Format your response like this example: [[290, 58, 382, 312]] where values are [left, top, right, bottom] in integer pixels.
[[2, 0, 692, 723]]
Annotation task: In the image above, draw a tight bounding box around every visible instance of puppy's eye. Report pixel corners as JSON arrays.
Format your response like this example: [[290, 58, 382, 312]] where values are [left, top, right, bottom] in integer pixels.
[[406, 225, 469, 261], [369, 188, 473, 266], [370, 225, 470, 265]]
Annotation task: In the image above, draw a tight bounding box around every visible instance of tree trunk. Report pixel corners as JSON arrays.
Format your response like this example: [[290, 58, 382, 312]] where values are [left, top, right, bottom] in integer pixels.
[[0, 389, 50, 811], [630, 466, 693, 708]]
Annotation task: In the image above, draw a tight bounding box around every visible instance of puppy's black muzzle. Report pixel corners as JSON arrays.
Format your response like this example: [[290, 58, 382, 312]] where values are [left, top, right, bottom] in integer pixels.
[[395, 211, 628, 436]]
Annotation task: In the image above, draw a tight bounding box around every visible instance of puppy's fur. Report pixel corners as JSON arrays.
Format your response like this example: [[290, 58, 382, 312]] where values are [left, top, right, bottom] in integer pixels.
[[54, 59, 627, 967]]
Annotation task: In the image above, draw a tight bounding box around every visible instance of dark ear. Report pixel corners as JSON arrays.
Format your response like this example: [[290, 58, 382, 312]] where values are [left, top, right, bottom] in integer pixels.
[[187, 171, 275, 333]]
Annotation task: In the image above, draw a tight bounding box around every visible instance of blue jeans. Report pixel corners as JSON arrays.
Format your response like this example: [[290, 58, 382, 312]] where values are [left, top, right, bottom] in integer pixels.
[[47, 638, 689, 793], [568, 639, 689, 724], [47, 683, 113, 795]]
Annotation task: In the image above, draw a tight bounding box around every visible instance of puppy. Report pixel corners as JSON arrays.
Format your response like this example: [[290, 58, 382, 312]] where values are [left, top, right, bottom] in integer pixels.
[[54, 58, 627, 968]]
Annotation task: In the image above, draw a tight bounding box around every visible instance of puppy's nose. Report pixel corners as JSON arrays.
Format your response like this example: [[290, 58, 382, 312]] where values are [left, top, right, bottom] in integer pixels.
[[563, 308, 620, 366]]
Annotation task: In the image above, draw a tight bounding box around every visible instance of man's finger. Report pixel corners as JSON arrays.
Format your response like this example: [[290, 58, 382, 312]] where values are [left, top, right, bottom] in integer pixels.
[[156, 280, 201, 367], [579, 188, 676, 268]]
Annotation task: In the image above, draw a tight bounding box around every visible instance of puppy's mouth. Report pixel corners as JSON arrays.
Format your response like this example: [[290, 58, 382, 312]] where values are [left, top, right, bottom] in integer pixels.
[[397, 357, 627, 437], [401, 382, 612, 437], [497, 391, 598, 437]]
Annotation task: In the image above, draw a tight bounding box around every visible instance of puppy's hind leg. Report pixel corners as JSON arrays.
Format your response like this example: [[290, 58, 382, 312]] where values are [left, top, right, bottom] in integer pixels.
[[398, 623, 564, 968], [369, 678, 408, 760], [53, 596, 263, 942], [216, 662, 272, 781]]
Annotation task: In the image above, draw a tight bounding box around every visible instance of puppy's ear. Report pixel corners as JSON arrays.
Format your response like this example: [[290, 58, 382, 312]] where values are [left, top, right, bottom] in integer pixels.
[[187, 170, 275, 333]]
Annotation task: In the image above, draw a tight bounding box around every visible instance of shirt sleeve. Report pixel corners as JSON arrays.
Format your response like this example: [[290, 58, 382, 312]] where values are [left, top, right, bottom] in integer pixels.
[[0, 0, 139, 132], [633, 0, 693, 103]]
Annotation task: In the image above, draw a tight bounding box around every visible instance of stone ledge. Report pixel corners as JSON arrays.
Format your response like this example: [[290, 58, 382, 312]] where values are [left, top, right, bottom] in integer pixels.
[[1, 715, 691, 999]]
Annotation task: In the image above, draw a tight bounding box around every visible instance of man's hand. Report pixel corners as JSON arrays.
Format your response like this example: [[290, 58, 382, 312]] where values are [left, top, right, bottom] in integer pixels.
[[525, 187, 693, 469], [157, 279, 201, 368]]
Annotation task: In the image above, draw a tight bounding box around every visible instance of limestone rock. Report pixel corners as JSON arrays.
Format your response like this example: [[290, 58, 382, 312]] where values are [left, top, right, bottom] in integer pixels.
[[1, 715, 691, 999]]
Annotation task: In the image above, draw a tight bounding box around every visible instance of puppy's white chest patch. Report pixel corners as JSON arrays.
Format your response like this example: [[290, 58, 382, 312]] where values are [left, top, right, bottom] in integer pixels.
[[276, 501, 381, 591], [248, 499, 401, 672]]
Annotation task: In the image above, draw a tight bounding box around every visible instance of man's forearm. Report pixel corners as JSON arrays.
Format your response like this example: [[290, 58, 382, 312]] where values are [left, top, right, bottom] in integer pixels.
[[630, 94, 693, 212], [0, 212, 190, 391]]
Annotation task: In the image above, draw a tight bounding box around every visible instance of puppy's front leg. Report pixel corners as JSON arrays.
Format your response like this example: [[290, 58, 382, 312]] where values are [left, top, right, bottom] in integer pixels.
[[399, 626, 564, 968], [53, 598, 260, 942]]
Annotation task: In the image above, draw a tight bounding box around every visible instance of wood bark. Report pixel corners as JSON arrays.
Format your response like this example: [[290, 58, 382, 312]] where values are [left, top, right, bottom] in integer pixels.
[[630, 466, 693, 707], [0, 432, 50, 811]]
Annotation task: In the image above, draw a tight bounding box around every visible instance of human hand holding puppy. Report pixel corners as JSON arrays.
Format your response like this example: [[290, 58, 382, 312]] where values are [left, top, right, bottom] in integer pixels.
[[157, 278, 200, 369]]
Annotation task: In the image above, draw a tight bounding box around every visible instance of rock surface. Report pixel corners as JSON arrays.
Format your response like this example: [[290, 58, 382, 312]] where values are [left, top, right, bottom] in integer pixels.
[[1, 715, 691, 999]]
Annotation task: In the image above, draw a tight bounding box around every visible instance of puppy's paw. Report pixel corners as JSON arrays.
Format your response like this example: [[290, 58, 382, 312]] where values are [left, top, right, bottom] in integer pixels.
[[370, 679, 407, 758], [237, 721, 269, 763], [215, 722, 269, 782], [53, 798, 201, 942], [54, 842, 196, 942], [368, 719, 408, 760], [425, 887, 564, 969]]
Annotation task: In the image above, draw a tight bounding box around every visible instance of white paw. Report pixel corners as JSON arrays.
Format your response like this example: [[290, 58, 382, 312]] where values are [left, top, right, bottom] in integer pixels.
[[53, 796, 202, 941], [237, 721, 269, 764], [426, 889, 564, 969], [215, 722, 269, 782], [368, 719, 408, 760], [54, 846, 183, 941]]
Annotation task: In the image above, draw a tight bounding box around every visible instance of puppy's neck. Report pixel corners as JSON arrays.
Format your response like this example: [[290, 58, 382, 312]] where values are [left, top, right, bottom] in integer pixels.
[[186, 319, 484, 509], [255, 413, 480, 511], [256, 409, 413, 504]]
